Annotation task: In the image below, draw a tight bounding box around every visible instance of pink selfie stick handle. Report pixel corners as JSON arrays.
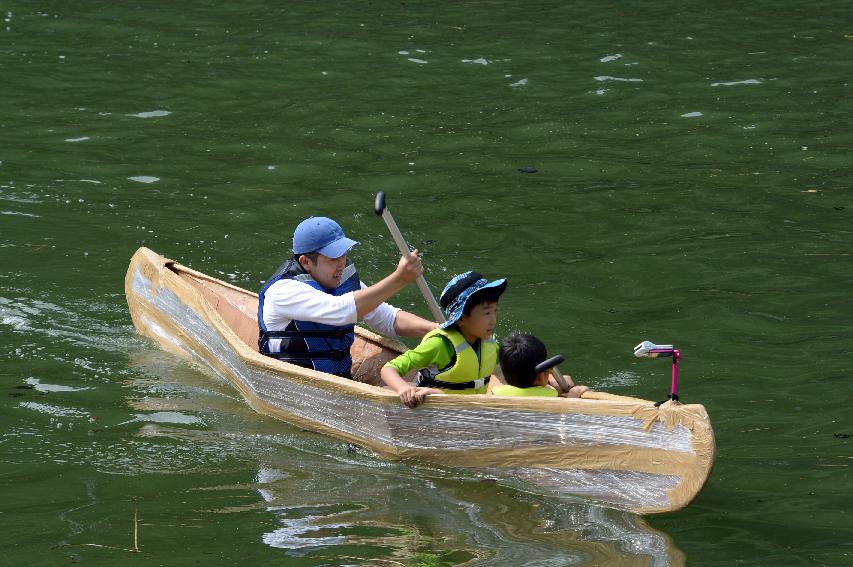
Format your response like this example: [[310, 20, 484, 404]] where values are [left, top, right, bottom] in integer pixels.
[[671, 350, 680, 399], [648, 347, 680, 401]]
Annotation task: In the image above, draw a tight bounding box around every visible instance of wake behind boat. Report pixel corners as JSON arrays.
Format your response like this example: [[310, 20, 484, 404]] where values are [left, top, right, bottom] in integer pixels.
[[125, 247, 715, 514]]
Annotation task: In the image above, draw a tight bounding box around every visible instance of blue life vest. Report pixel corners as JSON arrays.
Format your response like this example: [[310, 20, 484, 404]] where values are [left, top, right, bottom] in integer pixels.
[[258, 257, 360, 378]]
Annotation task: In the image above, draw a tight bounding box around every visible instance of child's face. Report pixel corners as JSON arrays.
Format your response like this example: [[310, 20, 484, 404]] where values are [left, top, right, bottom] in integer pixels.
[[457, 301, 498, 342]]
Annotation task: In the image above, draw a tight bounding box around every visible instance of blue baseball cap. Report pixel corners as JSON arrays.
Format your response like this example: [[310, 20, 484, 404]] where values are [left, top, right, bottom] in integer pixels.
[[438, 271, 507, 329], [292, 217, 359, 258]]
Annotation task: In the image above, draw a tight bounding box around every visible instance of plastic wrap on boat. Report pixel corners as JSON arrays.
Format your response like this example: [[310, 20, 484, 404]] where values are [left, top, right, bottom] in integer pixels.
[[125, 247, 715, 514]]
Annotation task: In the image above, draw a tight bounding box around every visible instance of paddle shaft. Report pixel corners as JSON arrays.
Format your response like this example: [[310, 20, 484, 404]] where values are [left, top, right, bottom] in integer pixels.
[[550, 367, 570, 393], [374, 193, 446, 323]]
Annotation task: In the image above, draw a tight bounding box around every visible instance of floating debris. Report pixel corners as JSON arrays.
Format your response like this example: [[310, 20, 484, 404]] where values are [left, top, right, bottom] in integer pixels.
[[25, 377, 91, 392], [117, 411, 204, 426], [129, 110, 171, 118], [19, 401, 89, 418], [711, 79, 762, 86], [595, 75, 642, 82]]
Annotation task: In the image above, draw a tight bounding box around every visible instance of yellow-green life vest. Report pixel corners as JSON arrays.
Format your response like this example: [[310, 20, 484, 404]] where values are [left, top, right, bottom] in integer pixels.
[[416, 326, 497, 395], [491, 384, 558, 397]]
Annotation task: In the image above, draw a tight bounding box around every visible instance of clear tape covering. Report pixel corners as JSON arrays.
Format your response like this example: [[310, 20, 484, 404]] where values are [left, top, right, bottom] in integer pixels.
[[133, 267, 693, 453]]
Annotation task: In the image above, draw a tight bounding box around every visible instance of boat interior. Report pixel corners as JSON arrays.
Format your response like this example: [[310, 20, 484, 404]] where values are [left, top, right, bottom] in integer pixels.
[[169, 262, 408, 386]]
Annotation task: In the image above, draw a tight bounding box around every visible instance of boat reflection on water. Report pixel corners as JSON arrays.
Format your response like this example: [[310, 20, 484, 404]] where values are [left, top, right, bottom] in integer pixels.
[[133, 426, 684, 565], [249, 461, 685, 566]]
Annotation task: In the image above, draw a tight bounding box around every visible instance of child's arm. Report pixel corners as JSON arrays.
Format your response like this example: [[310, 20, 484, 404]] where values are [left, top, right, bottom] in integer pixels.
[[547, 372, 590, 398], [560, 384, 590, 397], [551, 375, 590, 398], [380, 334, 450, 408], [380, 366, 440, 408], [492, 364, 506, 384], [547, 371, 573, 393], [486, 364, 506, 395]]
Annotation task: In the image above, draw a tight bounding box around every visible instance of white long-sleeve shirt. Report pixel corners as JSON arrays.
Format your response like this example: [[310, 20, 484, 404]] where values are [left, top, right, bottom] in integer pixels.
[[261, 278, 400, 352]]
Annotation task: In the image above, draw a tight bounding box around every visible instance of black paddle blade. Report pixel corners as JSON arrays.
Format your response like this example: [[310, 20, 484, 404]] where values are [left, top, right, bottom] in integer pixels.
[[535, 355, 565, 374], [374, 192, 387, 215]]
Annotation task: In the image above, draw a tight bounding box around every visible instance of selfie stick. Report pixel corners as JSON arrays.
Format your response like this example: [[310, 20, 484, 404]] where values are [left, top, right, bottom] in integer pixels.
[[633, 341, 681, 405]]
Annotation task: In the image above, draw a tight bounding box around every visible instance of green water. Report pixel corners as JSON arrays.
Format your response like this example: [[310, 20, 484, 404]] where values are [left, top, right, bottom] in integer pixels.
[[2, 0, 851, 564]]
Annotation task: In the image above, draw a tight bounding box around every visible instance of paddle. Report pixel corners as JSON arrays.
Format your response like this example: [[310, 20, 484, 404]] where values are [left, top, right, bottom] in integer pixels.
[[374, 192, 446, 323], [535, 354, 571, 393]]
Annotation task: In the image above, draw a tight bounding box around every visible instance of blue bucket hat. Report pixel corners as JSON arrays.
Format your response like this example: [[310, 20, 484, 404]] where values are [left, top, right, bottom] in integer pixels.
[[438, 271, 507, 329], [292, 217, 359, 258]]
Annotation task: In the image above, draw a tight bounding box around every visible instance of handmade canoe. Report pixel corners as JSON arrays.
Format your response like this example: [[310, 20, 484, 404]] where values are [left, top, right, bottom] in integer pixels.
[[125, 247, 715, 514]]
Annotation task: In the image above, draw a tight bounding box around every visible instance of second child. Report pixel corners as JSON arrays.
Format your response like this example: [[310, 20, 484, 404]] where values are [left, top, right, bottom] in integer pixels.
[[493, 333, 590, 398]]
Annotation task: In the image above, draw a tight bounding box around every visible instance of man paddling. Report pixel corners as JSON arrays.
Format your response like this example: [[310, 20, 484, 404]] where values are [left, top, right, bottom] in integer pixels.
[[258, 216, 437, 378]]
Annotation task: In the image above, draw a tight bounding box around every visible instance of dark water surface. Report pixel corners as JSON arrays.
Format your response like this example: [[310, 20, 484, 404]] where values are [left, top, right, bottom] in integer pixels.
[[2, 1, 851, 565]]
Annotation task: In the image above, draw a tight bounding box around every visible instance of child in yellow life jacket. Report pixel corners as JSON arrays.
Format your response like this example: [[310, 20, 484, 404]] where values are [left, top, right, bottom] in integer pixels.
[[492, 333, 590, 398], [380, 271, 507, 408]]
